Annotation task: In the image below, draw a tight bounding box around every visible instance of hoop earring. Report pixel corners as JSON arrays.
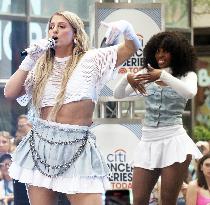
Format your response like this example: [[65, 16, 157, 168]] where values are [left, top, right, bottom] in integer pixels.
[[73, 38, 77, 45]]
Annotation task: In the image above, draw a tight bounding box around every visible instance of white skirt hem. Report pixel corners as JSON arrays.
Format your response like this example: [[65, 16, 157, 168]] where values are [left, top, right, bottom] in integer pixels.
[[9, 163, 111, 194]]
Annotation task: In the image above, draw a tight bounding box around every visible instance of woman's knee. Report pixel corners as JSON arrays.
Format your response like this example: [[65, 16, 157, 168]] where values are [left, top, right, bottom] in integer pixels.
[[161, 190, 178, 205], [27, 185, 58, 205], [133, 195, 151, 205], [66, 193, 102, 205]]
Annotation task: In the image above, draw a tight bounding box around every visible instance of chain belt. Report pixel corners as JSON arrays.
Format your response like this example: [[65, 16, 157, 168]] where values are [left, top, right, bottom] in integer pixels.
[[29, 129, 88, 178]]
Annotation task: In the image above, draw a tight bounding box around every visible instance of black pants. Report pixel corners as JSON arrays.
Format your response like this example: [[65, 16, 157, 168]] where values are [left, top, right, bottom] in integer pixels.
[[58, 194, 70, 205], [13, 180, 30, 205]]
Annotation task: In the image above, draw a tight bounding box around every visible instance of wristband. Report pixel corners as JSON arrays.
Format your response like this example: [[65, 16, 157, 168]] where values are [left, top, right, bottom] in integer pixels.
[[19, 56, 36, 71]]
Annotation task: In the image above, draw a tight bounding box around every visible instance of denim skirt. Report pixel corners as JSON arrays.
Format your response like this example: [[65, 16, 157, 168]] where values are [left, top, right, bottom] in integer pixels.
[[9, 118, 111, 194]]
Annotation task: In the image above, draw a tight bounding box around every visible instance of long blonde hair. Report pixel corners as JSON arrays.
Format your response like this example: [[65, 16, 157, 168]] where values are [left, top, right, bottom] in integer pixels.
[[32, 11, 89, 121], [0, 131, 12, 139]]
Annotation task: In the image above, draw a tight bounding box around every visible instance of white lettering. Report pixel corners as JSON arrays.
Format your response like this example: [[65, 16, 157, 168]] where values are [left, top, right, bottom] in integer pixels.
[[3, 22, 11, 60], [0, 1, 11, 13], [29, 23, 43, 43], [30, 0, 41, 15], [0, 21, 2, 60]]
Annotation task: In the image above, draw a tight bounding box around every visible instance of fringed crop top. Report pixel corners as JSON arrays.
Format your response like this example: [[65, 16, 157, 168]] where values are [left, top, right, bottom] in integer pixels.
[[17, 45, 118, 107]]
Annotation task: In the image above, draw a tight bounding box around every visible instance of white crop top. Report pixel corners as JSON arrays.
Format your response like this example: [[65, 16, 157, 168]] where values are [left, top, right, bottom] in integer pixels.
[[17, 45, 119, 107]]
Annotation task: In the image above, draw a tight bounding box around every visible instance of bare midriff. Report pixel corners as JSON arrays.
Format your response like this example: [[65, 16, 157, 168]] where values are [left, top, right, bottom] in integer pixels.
[[40, 99, 95, 127]]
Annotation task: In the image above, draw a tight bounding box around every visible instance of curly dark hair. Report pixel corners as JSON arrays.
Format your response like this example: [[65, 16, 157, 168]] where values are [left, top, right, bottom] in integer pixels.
[[143, 31, 197, 77], [197, 153, 210, 190]]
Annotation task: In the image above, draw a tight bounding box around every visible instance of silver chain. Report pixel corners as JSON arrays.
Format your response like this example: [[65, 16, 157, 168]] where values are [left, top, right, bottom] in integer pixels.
[[29, 129, 88, 178], [34, 130, 86, 145]]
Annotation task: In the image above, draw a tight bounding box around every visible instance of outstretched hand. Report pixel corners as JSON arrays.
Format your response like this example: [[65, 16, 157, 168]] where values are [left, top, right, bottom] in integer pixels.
[[127, 64, 162, 95], [127, 73, 147, 95], [101, 20, 142, 51], [134, 64, 162, 85], [100, 20, 129, 45]]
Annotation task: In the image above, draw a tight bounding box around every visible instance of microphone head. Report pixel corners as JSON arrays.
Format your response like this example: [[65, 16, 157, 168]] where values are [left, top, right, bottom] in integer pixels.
[[48, 38, 56, 48], [52, 36, 58, 40], [20, 50, 28, 57]]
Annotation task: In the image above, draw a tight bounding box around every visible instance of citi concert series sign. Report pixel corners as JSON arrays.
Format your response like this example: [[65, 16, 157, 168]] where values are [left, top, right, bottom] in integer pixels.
[[91, 123, 142, 190]]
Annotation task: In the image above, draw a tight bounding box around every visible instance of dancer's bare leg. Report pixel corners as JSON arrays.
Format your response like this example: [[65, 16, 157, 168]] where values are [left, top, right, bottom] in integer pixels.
[[66, 193, 102, 205], [27, 185, 58, 205], [132, 167, 161, 205], [160, 155, 192, 205]]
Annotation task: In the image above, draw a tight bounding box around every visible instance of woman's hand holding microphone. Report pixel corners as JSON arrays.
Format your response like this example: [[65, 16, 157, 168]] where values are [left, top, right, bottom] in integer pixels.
[[19, 38, 56, 72]]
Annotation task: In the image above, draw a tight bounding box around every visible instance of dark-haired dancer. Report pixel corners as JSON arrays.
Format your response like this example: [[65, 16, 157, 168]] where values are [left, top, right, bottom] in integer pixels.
[[114, 31, 202, 205]]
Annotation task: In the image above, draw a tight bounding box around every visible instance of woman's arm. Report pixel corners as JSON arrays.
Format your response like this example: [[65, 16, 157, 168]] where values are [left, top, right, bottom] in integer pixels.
[[186, 181, 197, 205], [4, 38, 52, 100], [114, 69, 146, 99], [113, 74, 134, 99], [116, 38, 138, 67], [4, 69, 28, 100], [159, 70, 197, 99], [134, 68, 197, 99], [101, 20, 141, 67]]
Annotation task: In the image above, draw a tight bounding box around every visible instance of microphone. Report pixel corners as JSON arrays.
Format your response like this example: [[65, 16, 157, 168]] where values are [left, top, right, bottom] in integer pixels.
[[20, 37, 57, 57]]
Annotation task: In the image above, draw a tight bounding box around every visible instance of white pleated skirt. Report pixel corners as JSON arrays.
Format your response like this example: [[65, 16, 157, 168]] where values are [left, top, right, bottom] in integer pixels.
[[132, 125, 202, 170]]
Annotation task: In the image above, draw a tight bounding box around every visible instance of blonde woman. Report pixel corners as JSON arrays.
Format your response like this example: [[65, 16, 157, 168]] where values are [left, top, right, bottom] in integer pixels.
[[0, 131, 13, 156], [4, 11, 141, 205]]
